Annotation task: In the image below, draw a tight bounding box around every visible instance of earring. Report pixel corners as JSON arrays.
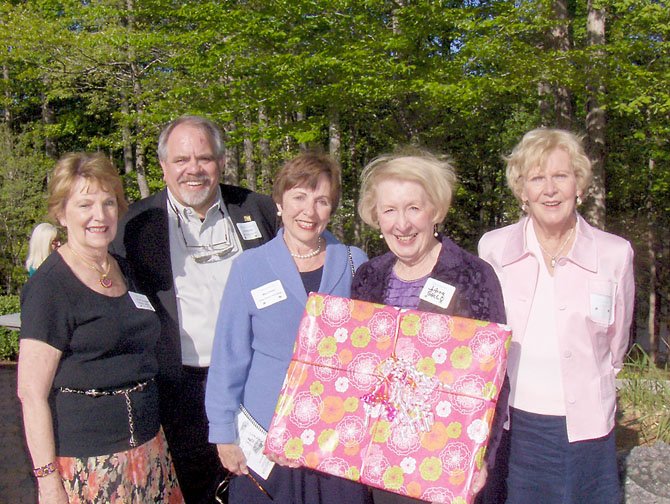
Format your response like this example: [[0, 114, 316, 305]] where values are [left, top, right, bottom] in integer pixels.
[[379, 233, 384, 239], [276, 210, 282, 217], [576, 195, 583, 206], [433, 224, 439, 238], [521, 201, 528, 213]]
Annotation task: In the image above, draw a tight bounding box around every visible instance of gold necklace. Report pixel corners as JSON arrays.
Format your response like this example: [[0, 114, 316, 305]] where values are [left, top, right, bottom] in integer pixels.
[[289, 236, 323, 259], [537, 226, 575, 268], [68, 246, 113, 288]]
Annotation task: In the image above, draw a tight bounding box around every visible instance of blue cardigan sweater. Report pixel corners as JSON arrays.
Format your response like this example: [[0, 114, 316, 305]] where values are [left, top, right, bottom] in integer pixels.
[[206, 229, 367, 444]]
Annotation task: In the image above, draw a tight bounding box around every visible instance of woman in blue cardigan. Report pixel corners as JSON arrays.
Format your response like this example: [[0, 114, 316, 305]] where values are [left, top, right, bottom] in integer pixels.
[[206, 152, 370, 504]]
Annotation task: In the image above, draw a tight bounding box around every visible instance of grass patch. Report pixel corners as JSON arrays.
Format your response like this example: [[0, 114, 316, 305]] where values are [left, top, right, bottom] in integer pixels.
[[617, 344, 670, 445]]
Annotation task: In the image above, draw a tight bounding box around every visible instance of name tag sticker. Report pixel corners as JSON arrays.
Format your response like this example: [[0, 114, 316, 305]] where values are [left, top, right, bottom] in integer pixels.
[[251, 280, 287, 309], [128, 292, 155, 311], [419, 278, 456, 309], [237, 221, 262, 241]]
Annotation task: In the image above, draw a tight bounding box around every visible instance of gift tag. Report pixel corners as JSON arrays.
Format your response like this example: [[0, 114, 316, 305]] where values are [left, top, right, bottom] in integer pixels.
[[251, 280, 287, 309], [128, 292, 155, 311], [236, 221, 263, 240], [419, 277, 456, 309]]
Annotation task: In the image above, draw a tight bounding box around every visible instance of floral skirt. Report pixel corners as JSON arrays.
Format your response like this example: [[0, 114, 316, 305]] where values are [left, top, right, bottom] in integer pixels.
[[56, 428, 184, 503]]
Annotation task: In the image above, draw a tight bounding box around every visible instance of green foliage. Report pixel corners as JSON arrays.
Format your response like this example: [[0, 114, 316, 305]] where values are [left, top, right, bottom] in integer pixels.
[[0, 0, 668, 353], [0, 126, 52, 294], [0, 295, 20, 362]]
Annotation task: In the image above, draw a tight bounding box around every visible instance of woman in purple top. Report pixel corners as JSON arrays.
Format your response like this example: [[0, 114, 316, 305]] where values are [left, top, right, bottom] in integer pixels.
[[351, 150, 508, 504]]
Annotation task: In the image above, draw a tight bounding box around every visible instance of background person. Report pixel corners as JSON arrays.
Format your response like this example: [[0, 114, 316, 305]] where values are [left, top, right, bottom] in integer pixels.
[[25, 222, 60, 276], [18, 152, 182, 503], [206, 152, 370, 504], [112, 115, 278, 503], [478, 128, 635, 503], [351, 150, 508, 504]]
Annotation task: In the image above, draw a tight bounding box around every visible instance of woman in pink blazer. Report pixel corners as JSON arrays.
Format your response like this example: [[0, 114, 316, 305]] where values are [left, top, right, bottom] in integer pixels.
[[478, 129, 634, 504]]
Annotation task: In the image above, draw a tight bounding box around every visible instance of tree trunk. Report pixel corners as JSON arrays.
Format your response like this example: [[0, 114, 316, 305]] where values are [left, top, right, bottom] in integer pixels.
[[2, 64, 10, 125], [121, 94, 134, 175], [584, 0, 607, 228], [538, 81, 552, 126], [296, 109, 307, 151], [131, 69, 149, 198], [551, 0, 573, 129], [41, 79, 56, 159], [222, 121, 239, 185], [329, 110, 341, 163], [328, 112, 344, 240], [243, 115, 257, 191], [258, 105, 271, 193], [646, 158, 660, 363]]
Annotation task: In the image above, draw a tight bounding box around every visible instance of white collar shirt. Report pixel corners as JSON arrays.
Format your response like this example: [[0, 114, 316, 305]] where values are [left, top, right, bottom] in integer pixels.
[[167, 187, 242, 367]]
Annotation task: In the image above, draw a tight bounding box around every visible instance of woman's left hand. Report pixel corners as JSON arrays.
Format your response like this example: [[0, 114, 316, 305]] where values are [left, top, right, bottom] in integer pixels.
[[471, 465, 488, 494], [266, 452, 301, 468]]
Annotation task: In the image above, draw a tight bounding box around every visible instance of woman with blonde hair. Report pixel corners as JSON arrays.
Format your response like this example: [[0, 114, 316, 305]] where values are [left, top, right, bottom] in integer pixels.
[[18, 152, 183, 503], [352, 150, 508, 504], [479, 128, 634, 503], [25, 222, 60, 276]]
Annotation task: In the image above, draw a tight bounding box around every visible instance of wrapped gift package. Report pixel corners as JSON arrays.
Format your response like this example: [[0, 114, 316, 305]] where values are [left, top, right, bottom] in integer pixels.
[[265, 293, 511, 503]]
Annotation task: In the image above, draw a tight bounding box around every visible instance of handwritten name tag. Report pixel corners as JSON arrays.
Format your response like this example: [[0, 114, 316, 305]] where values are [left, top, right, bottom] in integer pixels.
[[419, 278, 456, 309]]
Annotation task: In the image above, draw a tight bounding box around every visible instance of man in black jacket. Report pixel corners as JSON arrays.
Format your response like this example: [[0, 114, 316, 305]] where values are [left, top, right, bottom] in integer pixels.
[[112, 115, 278, 503]]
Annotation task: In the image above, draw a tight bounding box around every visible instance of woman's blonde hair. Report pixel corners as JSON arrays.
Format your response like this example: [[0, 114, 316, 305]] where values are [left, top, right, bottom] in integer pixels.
[[505, 128, 593, 203], [25, 222, 58, 273], [357, 150, 457, 229], [47, 152, 128, 222]]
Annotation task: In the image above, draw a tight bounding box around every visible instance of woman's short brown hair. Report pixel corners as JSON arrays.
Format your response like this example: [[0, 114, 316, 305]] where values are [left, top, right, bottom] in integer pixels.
[[47, 152, 128, 221], [505, 128, 593, 203], [357, 150, 457, 229], [272, 152, 342, 212]]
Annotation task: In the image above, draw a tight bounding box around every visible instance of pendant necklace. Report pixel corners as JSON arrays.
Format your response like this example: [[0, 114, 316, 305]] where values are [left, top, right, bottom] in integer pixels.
[[69, 246, 113, 288], [290, 236, 323, 259], [537, 226, 575, 268]]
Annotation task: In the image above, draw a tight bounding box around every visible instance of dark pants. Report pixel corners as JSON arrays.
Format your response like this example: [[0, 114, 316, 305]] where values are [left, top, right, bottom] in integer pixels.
[[160, 366, 227, 504], [230, 465, 372, 504], [506, 407, 621, 504]]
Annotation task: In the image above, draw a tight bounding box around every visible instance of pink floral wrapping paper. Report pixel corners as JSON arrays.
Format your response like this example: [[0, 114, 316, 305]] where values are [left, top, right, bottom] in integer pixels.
[[265, 293, 511, 504]]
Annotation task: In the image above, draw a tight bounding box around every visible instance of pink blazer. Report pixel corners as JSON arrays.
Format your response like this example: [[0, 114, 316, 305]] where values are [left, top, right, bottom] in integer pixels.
[[478, 215, 634, 441]]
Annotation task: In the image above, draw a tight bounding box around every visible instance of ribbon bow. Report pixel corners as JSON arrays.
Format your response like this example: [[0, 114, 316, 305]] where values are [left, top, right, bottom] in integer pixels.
[[362, 357, 439, 433]]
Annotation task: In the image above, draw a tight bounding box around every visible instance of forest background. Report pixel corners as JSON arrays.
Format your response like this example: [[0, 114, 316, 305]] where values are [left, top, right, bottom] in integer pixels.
[[0, 0, 668, 362]]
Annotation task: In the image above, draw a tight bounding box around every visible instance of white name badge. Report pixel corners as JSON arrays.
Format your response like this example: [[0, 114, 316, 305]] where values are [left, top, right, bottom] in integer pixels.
[[237, 221, 263, 241], [251, 280, 287, 309], [419, 278, 456, 309], [128, 291, 155, 311], [590, 293, 613, 325], [235, 406, 275, 480]]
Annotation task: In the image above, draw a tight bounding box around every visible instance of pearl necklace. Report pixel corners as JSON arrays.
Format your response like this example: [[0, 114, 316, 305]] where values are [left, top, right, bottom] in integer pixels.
[[69, 246, 113, 288], [290, 237, 323, 259], [537, 226, 575, 268]]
